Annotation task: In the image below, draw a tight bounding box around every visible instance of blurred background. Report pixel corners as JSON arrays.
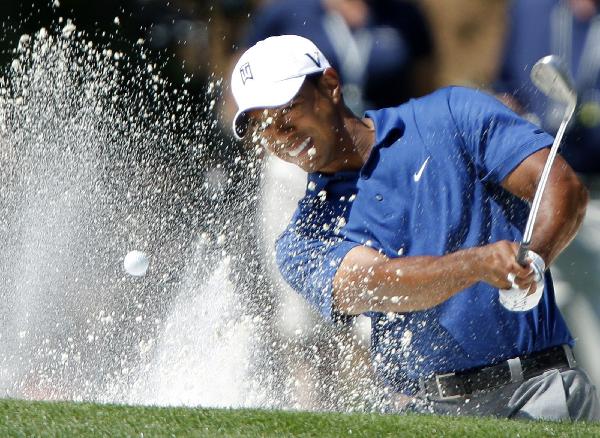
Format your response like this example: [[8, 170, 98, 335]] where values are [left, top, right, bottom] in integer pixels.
[[0, 0, 597, 410]]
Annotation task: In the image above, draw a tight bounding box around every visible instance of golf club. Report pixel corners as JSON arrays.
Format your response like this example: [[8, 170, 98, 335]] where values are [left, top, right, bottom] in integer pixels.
[[499, 55, 577, 312], [517, 55, 577, 266]]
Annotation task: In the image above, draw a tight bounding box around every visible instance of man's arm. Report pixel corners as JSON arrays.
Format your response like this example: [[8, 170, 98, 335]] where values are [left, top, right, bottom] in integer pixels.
[[333, 148, 587, 315], [449, 87, 588, 267], [501, 148, 588, 266]]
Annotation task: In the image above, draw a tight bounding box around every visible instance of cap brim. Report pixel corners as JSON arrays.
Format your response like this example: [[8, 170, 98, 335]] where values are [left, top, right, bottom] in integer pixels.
[[232, 75, 306, 140]]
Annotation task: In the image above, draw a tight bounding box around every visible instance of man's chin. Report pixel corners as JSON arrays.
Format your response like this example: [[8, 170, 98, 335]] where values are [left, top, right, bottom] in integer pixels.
[[297, 160, 321, 173], [278, 153, 322, 172]]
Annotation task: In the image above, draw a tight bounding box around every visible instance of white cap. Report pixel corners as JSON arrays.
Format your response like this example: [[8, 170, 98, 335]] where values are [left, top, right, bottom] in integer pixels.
[[231, 35, 331, 139]]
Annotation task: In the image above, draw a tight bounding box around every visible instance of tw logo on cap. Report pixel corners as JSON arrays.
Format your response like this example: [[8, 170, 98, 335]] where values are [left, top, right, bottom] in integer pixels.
[[240, 62, 253, 85]]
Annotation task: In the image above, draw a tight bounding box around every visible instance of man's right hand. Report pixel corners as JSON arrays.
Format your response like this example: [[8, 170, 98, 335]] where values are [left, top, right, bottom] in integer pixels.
[[475, 240, 537, 294]]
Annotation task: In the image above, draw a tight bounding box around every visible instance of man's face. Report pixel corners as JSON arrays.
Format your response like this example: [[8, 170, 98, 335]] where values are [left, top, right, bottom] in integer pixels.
[[246, 76, 342, 173]]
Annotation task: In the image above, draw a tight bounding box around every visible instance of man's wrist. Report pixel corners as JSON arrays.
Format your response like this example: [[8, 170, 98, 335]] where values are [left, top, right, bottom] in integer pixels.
[[461, 247, 483, 283]]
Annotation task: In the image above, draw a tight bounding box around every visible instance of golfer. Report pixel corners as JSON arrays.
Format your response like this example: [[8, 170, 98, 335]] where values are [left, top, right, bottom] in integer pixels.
[[230, 35, 599, 420]]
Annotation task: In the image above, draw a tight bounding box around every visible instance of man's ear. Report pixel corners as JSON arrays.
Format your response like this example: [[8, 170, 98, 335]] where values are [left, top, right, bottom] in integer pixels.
[[320, 67, 342, 103]]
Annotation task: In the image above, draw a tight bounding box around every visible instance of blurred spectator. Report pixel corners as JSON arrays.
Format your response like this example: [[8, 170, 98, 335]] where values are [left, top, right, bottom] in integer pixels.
[[245, 0, 435, 114], [496, 0, 600, 175]]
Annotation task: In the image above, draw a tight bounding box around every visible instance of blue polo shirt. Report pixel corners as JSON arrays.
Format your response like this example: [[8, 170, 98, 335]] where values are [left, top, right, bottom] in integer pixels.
[[276, 86, 573, 394]]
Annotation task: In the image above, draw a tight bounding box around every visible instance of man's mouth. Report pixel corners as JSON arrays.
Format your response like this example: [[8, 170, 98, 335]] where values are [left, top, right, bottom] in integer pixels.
[[288, 137, 311, 157]]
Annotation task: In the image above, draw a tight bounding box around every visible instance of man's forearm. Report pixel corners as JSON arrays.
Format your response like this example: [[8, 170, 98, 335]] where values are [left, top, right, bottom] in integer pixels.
[[334, 247, 482, 314], [333, 240, 534, 315], [502, 151, 589, 267], [528, 172, 588, 266]]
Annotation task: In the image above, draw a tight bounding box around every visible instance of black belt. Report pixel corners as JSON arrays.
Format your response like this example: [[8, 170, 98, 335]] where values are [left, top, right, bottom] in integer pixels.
[[422, 345, 576, 400]]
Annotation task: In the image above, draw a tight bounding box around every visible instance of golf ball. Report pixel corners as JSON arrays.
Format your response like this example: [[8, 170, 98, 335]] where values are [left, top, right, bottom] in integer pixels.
[[124, 250, 149, 276]]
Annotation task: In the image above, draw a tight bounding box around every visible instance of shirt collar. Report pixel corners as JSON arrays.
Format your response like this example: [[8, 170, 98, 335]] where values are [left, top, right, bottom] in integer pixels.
[[306, 170, 356, 195], [360, 109, 405, 178], [307, 108, 405, 191], [365, 108, 405, 149]]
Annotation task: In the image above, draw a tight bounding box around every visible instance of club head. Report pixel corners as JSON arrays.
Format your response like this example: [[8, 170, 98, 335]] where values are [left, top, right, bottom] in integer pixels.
[[530, 55, 577, 108]]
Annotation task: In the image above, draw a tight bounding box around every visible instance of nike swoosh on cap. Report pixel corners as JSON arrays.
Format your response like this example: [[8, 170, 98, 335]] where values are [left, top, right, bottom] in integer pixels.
[[305, 52, 321, 67]]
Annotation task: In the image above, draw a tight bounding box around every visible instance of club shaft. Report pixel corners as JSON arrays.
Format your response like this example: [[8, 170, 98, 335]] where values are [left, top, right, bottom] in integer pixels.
[[517, 104, 575, 265]]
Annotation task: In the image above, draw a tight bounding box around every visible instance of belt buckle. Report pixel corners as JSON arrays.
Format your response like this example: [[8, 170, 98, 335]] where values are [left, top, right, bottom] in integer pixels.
[[434, 372, 463, 400]]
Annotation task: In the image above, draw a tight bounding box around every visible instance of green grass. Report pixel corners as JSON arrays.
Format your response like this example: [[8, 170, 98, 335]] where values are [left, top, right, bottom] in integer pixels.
[[0, 399, 599, 437]]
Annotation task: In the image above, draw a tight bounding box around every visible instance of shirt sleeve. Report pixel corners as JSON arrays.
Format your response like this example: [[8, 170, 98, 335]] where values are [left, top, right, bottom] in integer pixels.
[[275, 206, 360, 323], [447, 86, 554, 184]]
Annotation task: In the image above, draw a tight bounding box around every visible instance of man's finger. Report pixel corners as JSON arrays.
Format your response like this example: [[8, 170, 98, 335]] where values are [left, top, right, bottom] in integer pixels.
[[526, 282, 540, 296]]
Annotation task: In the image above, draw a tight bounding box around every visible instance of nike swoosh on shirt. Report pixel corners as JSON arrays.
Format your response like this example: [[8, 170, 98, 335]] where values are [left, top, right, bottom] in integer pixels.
[[413, 156, 431, 182]]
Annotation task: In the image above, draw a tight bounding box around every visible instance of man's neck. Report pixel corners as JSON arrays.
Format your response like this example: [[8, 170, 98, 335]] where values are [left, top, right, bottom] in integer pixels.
[[318, 113, 375, 174], [342, 113, 376, 168]]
